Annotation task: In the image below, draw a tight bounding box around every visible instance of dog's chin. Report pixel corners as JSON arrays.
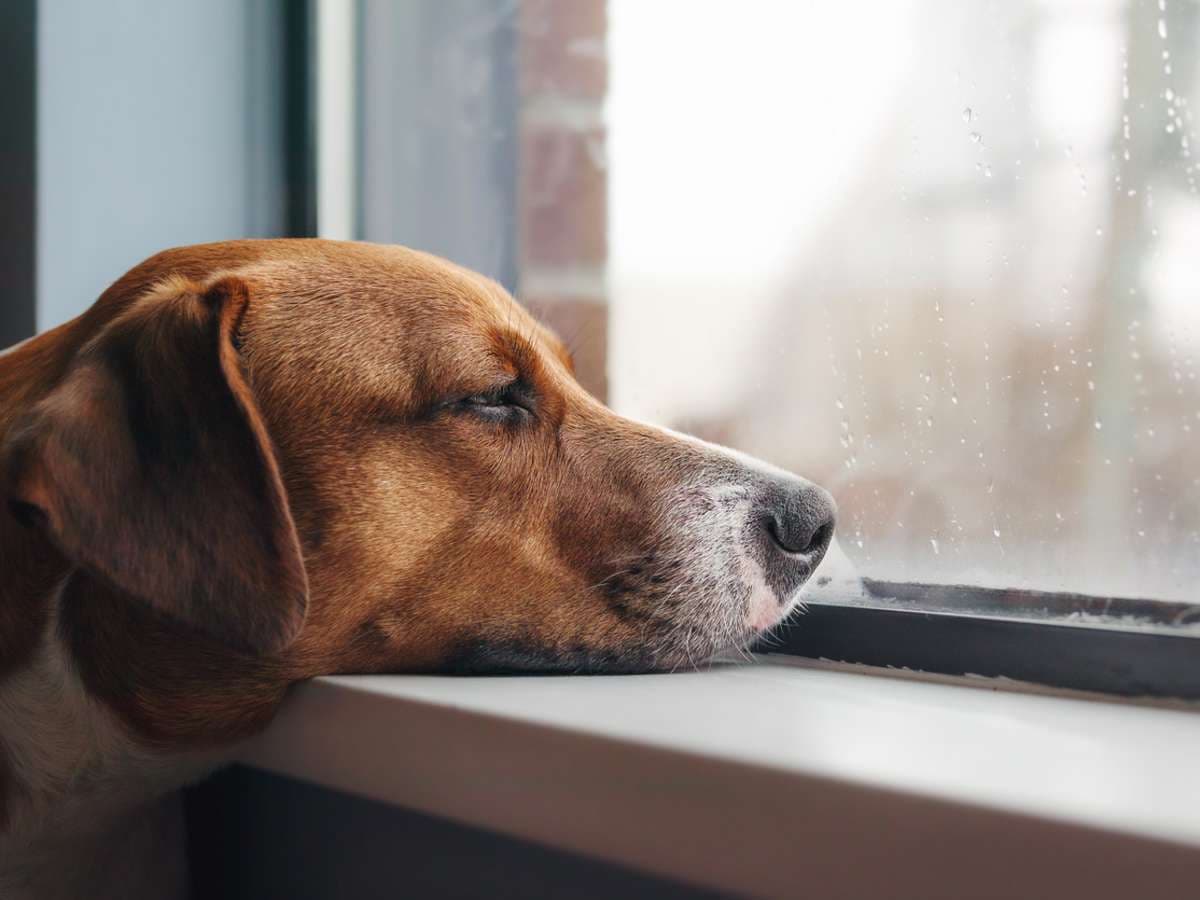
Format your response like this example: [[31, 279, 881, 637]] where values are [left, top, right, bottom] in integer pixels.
[[442, 618, 781, 678], [443, 637, 662, 675]]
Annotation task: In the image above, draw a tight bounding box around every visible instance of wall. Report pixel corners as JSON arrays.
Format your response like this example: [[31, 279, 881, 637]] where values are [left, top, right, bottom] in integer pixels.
[[36, 0, 290, 329]]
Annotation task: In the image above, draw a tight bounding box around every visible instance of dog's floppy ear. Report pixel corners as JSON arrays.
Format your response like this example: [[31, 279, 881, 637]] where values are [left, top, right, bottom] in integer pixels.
[[2, 275, 308, 654]]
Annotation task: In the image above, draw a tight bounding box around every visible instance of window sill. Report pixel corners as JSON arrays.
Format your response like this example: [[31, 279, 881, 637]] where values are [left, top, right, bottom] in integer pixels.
[[239, 659, 1200, 899]]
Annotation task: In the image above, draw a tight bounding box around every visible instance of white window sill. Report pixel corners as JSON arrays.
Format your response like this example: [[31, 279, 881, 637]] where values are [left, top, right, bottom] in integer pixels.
[[239, 658, 1200, 899]]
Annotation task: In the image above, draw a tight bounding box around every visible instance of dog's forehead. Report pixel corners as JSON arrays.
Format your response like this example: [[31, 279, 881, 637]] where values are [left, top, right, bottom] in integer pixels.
[[241, 242, 570, 407], [269, 245, 539, 339]]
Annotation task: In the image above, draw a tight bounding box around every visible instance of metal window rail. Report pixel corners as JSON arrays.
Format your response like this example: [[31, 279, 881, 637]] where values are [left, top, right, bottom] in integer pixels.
[[756, 578, 1200, 701]]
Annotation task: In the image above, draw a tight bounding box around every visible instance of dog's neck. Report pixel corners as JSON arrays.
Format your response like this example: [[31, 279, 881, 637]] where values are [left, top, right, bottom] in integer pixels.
[[0, 582, 223, 898]]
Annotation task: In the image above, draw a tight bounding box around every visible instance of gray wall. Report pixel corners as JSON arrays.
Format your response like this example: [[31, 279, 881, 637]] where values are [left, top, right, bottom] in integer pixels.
[[36, 0, 289, 329]]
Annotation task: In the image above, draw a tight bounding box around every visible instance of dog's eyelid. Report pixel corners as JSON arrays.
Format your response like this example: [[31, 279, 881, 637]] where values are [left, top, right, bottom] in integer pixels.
[[455, 378, 517, 404], [444, 378, 535, 418]]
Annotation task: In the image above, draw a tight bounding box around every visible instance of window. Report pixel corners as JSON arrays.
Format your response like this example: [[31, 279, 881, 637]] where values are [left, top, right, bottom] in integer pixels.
[[611, 0, 1200, 605]]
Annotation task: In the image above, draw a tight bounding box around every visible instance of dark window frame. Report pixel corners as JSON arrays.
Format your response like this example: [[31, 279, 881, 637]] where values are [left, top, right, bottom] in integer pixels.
[[756, 580, 1200, 701], [0, 0, 36, 347]]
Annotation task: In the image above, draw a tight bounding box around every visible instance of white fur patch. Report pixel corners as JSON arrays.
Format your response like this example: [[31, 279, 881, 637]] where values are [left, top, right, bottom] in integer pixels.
[[0, 587, 225, 898]]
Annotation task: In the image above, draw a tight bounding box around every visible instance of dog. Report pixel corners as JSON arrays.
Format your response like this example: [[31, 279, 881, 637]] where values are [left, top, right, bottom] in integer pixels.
[[0, 239, 835, 898]]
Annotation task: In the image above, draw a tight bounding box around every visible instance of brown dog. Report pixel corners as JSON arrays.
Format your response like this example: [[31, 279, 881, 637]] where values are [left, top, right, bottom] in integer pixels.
[[0, 240, 834, 898]]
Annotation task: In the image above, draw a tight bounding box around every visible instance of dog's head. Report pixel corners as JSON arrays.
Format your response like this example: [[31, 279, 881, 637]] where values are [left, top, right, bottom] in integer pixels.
[[5, 240, 833, 696]]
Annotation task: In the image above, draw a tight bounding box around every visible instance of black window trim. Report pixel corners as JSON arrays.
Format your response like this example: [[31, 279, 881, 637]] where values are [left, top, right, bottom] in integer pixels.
[[0, 0, 36, 349], [757, 579, 1200, 701]]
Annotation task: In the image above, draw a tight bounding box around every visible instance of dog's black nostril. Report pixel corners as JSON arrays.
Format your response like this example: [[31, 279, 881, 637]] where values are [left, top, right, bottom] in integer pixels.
[[806, 520, 835, 556], [761, 484, 836, 557]]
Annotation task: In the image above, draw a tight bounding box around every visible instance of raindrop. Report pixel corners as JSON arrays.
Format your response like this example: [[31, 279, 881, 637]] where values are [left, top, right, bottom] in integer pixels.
[[925, 416, 934, 428], [930, 538, 941, 555], [951, 393, 959, 405], [962, 107, 972, 123], [835, 398, 845, 410], [983, 165, 993, 178], [1094, 419, 1103, 430], [992, 528, 1001, 539], [1158, 18, 1168, 39], [1095, 227, 1104, 237], [969, 132, 983, 144]]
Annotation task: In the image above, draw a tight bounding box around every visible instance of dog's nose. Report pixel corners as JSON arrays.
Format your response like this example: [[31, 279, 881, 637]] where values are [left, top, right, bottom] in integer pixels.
[[759, 481, 836, 560]]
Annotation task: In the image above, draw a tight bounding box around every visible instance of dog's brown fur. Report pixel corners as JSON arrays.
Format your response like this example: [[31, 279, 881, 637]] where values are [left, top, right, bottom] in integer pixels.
[[0, 241, 833, 883]]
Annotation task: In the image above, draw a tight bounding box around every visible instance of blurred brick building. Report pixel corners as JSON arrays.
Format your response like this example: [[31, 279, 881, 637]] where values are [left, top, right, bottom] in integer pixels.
[[518, 0, 609, 401]]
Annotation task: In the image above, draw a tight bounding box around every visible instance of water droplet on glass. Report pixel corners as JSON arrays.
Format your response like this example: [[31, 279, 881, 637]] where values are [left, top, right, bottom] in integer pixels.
[[969, 132, 982, 144], [925, 417, 934, 428], [835, 398, 845, 410], [992, 528, 1001, 539], [1095, 227, 1104, 237], [930, 538, 940, 555], [962, 107, 972, 123], [1158, 18, 1168, 39], [951, 393, 959, 405], [983, 165, 992, 178], [1094, 419, 1103, 430], [1166, 88, 1175, 101]]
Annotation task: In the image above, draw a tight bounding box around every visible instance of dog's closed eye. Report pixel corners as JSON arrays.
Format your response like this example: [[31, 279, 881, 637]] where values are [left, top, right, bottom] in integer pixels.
[[451, 381, 534, 423]]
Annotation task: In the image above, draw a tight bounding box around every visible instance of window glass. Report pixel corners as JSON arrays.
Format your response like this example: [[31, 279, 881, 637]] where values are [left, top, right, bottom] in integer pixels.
[[609, 0, 1200, 606]]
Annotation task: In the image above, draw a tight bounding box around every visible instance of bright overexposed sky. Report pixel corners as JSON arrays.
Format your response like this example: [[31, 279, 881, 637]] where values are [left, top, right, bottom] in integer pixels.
[[607, 1, 918, 421], [608, 0, 918, 280]]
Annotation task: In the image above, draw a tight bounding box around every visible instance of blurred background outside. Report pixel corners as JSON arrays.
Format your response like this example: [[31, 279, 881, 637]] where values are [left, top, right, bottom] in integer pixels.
[[610, 0, 1200, 603]]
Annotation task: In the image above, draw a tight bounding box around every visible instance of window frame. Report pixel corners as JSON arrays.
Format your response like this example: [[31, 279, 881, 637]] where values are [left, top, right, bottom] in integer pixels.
[[0, 0, 36, 348], [757, 581, 1200, 701]]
